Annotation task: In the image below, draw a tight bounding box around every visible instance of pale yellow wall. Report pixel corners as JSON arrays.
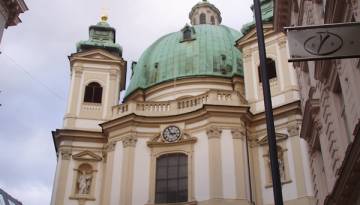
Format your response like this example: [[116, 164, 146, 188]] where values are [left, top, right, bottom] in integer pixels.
[[241, 32, 300, 114]]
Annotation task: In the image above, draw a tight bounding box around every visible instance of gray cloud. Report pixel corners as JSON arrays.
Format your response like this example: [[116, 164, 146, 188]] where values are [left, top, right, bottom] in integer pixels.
[[0, 0, 253, 204]]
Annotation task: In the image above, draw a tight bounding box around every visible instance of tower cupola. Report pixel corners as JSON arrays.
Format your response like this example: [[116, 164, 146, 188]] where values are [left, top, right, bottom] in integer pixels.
[[189, 0, 222, 25], [76, 16, 123, 57]]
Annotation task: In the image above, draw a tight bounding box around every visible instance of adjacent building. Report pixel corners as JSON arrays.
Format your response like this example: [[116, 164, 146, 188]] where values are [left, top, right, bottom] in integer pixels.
[[0, 188, 22, 205], [51, 1, 317, 205], [274, 0, 360, 205], [0, 0, 28, 45]]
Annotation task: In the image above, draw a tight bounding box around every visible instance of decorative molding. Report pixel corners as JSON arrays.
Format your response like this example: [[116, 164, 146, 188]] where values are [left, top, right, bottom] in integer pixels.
[[104, 141, 116, 152], [287, 123, 300, 137], [122, 136, 137, 148], [206, 126, 222, 139], [61, 149, 72, 160], [231, 128, 245, 140], [72, 151, 102, 162], [147, 133, 197, 148], [257, 133, 288, 146], [278, 37, 287, 48]]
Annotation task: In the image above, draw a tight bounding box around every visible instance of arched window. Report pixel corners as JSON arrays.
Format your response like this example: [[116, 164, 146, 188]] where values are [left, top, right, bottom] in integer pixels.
[[84, 82, 103, 103], [155, 153, 188, 203], [211, 16, 215, 25], [200, 13, 206, 24], [258, 58, 277, 83]]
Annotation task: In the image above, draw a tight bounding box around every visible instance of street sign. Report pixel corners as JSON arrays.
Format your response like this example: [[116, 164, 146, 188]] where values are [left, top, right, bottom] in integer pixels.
[[286, 22, 360, 62]]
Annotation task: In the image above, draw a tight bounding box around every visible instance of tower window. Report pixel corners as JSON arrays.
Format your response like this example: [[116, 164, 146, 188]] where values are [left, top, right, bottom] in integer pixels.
[[155, 153, 188, 204], [200, 13, 206, 24], [258, 58, 277, 83], [211, 16, 215, 25], [84, 82, 103, 103]]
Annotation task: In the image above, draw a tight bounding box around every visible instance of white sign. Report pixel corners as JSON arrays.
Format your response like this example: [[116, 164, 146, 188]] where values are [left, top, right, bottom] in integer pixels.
[[286, 23, 360, 62]]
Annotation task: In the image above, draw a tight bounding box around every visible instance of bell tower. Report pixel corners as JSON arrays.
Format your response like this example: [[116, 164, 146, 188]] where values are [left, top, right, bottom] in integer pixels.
[[189, 0, 222, 25], [63, 15, 126, 131]]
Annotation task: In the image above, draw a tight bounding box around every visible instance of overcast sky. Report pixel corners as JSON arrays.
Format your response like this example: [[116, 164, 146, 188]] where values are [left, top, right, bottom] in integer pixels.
[[0, 0, 253, 204]]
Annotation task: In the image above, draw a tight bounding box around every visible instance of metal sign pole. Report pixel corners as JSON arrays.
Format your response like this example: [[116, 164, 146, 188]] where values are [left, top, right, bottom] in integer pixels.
[[252, 0, 284, 204]]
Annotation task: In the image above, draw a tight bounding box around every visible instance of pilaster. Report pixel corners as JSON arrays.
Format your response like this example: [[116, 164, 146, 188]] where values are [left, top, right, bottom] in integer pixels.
[[120, 136, 137, 205], [231, 128, 248, 200], [100, 141, 116, 205], [53, 149, 72, 205], [206, 126, 223, 198], [288, 123, 307, 197]]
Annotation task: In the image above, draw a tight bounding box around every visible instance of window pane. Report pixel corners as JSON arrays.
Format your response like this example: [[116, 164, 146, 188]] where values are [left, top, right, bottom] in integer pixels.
[[168, 157, 178, 166], [155, 192, 167, 204], [93, 87, 103, 103], [84, 86, 93, 102], [167, 191, 177, 203], [179, 155, 187, 165], [168, 166, 178, 178], [156, 180, 167, 192], [157, 157, 167, 167], [156, 167, 167, 179], [168, 179, 178, 192], [178, 190, 188, 202], [178, 178, 187, 191], [179, 165, 187, 177]]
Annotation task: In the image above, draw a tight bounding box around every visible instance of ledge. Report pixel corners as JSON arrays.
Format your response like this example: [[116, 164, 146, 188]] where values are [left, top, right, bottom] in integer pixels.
[[146, 201, 197, 205]]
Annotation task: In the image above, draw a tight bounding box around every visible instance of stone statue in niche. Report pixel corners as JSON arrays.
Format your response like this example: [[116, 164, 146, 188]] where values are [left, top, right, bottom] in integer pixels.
[[277, 148, 285, 181], [77, 164, 93, 195], [267, 146, 286, 182]]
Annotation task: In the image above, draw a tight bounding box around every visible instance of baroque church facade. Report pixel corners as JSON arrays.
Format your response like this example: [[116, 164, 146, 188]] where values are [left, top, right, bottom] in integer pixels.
[[51, 1, 316, 205]]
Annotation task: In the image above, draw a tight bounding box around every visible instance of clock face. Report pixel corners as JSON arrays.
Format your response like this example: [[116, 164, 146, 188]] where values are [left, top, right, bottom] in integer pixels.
[[162, 126, 181, 143]]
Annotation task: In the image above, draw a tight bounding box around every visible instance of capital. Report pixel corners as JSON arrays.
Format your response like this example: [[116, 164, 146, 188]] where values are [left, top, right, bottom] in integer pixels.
[[231, 128, 245, 140], [122, 136, 138, 148], [206, 126, 222, 139], [60, 149, 72, 160]]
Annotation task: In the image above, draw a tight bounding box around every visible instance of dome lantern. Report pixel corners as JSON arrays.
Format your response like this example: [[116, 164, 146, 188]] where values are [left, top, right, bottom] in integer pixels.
[[189, 0, 222, 25]]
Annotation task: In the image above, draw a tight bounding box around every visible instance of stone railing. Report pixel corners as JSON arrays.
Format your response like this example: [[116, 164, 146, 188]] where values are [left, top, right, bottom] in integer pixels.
[[112, 90, 245, 118], [82, 103, 102, 111]]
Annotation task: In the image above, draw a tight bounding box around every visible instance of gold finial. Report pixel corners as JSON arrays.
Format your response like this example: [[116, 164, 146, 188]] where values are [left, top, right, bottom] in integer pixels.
[[101, 15, 108, 22], [100, 5, 109, 22]]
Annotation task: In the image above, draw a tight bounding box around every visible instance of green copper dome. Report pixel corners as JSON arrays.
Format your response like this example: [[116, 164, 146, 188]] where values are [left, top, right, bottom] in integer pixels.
[[126, 24, 243, 97], [241, 0, 273, 35]]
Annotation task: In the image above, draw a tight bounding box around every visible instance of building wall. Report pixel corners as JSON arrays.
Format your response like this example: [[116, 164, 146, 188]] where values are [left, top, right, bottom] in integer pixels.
[[240, 31, 300, 114], [280, 0, 360, 204]]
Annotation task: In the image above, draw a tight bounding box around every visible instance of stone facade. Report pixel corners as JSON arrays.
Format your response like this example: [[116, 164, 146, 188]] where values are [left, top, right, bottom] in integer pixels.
[[0, 0, 28, 45], [274, 0, 360, 205], [51, 2, 316, 205]]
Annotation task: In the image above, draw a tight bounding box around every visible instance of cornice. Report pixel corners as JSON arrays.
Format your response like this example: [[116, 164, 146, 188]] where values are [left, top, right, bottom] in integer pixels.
[[102, 104, 250, 136], [52, 129, 106, 153], [300, 99, 320, 139], [124, 76, 240, 102]]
